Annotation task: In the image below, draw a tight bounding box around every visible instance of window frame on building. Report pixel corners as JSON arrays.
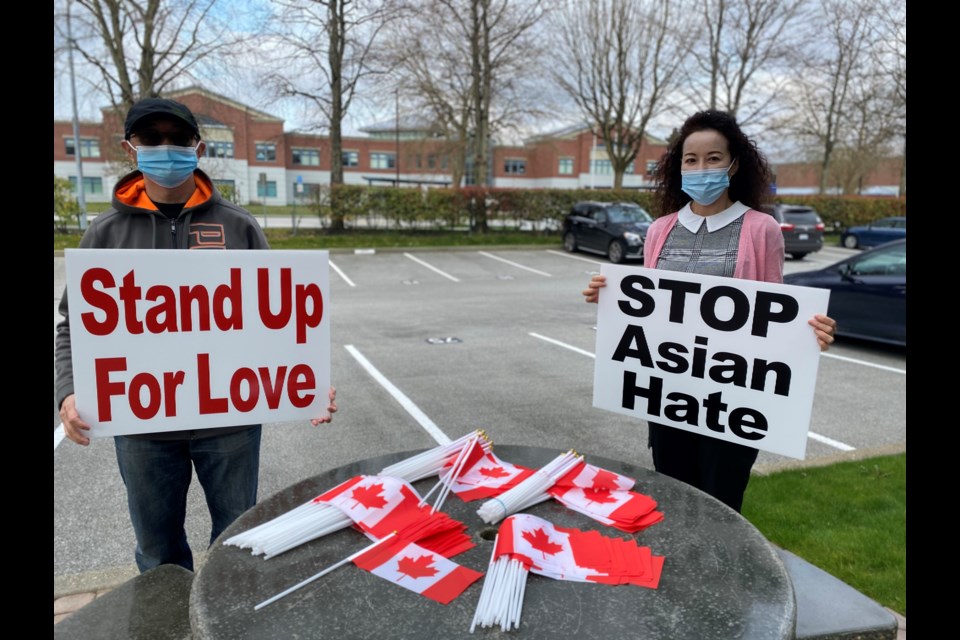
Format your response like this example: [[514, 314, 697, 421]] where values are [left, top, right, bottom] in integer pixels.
[[204, 141, 235, 159], [68, 176, 104, 195], [504, 158, 527, 175], [255, 142, 277, 162], [64, 137, 101, 158], [341, 150, 359, 167], [256, 180, 278, 198], [292, 147, 321, 166], [558, 157, 574, 175], [370, 152, 396, 170]]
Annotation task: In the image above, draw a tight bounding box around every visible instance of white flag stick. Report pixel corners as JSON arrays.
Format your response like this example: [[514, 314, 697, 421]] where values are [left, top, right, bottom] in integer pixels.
[[432, 435, 479, 514], [254, 531, 397, 610]]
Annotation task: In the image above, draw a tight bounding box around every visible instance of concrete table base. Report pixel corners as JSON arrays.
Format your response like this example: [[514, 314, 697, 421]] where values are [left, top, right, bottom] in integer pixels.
[[190, 446, 796, 639]]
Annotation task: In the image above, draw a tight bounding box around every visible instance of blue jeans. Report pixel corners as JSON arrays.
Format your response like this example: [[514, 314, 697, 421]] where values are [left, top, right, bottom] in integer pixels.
[[114, 426, 262, 573]]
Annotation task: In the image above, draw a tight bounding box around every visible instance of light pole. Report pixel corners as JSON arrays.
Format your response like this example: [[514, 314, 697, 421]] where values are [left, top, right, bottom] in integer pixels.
[[67, 0, 88, 231], [395, 87, 400, 188]]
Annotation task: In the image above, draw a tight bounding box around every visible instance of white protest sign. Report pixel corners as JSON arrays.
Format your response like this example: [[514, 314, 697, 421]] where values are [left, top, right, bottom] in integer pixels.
[[65, 249, 331, 437], [593, 264, 829, 459]]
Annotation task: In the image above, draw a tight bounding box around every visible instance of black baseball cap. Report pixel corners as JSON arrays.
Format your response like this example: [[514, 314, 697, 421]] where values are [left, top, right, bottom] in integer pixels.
[[124, 98, 201, 141]]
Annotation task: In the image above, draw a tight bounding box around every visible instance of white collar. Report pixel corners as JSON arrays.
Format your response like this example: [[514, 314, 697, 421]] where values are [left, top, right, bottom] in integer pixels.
[[677, 201, 750, 232]]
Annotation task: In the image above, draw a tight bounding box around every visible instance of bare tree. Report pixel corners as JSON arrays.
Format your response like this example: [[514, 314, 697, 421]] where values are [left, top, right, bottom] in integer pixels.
[[784, 0, 893, 194], [686, 0, 805, 128], [552, 0, 690, 189], [54, 0, 255, 114], [266, 0, 406, 194], [384, 0, 547, 194]]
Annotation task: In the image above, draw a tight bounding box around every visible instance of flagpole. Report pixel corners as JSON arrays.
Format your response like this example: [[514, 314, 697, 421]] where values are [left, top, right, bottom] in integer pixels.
[[254, 532, 397, 610]]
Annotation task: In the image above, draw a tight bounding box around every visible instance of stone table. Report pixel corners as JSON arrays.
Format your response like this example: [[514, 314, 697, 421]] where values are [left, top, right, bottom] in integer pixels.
[[190, 445, 796, 639]]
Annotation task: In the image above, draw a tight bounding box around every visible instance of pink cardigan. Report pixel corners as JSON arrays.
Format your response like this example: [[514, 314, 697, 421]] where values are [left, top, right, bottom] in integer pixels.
[[643, 208, 784, 284]]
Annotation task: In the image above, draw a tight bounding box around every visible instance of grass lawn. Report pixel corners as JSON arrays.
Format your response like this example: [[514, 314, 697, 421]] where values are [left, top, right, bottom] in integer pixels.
[[743, 453, 906, 616]]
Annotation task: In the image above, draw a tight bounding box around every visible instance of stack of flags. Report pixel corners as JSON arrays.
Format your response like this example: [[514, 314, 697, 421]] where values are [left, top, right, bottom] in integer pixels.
[[546, 461, 664, 533], [471, 513, 665, 631]]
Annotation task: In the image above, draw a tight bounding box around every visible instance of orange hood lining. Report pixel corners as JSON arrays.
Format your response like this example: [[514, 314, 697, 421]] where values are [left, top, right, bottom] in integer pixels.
[[115, 172, 213, 211]]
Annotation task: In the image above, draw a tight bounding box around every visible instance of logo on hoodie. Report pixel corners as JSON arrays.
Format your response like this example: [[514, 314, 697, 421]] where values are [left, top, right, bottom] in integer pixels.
[[188, 223, 226, 249]]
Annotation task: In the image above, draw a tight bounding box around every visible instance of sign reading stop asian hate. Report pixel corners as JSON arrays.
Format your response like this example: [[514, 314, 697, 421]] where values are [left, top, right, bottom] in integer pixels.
[[65, 249, 331, 437], [593, 264, 830, 459]]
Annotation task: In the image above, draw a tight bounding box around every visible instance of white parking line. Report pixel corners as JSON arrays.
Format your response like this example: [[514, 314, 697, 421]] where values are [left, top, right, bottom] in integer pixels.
[[529, 332, 596, 358], [807, 432, 855, 451], [54, 423, 66, 451], [478, 251, 552, 276], [821, 352, 905, 375], [403, 253, 461, 282], [545, 249, 604, 266], [329, 259, 356, 287], [529, 332, 857, 452], [344, 344, 452, 445]]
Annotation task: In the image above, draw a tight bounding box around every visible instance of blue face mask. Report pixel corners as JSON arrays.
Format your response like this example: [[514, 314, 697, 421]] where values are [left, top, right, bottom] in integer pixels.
[[681, 162, 735, 206], [128, 142, 200, 188]]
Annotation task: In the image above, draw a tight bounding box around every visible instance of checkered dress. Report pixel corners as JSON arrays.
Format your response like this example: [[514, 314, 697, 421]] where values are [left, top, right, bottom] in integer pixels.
[[655, 216, 744, 278]]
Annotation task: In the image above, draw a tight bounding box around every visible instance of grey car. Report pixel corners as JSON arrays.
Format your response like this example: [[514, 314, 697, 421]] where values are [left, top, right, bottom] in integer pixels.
[[763, 204, 825, 260]]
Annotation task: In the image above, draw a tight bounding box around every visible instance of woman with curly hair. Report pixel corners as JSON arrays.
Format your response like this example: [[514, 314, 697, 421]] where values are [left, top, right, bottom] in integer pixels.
[[582, 110, 836, 513]]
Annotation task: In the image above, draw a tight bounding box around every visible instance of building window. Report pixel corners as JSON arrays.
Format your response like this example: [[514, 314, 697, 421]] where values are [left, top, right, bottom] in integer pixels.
[[558, 158, 574, 175], [590, 159, 612, 175], [65, 137, 101, 158], [427, 154, 438, 169], [504, 159, 526, 174], [213, 179, 237, 202], [292, 148, 320, 166], [204, 141, 235, 159], [646, 160, 658, 176], [341, 150, 359, 167], [255, 143, 276, 162], [370, 152, 396, 169], [68, 176, 104, 195], [257, 180, 278, 198]]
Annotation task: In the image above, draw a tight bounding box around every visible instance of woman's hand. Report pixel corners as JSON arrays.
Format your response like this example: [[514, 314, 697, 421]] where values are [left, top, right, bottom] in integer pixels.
[[809, 314, 837, 351], [582, 274, 607, 304], [311, 386, 337, 425]]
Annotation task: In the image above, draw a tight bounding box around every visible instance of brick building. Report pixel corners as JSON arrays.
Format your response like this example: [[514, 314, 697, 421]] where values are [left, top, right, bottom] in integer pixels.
[[54, 87, 903, 204]]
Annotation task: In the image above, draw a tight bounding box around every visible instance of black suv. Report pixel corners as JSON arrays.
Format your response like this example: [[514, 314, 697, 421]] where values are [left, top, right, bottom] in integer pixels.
[[762, 204, 825, 260], [562, 201, 653, 263]]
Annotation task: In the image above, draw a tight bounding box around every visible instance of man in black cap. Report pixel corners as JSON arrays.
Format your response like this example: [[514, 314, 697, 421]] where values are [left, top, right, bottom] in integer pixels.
[[54, 97, 337, 573]]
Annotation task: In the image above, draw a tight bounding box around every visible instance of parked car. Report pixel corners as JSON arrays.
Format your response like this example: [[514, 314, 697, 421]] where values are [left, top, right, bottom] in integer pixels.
[[840, 216, 906, 249], [782, 238, 906, 346], [562, 201, 653, 263], [762, 204, 825, 260]]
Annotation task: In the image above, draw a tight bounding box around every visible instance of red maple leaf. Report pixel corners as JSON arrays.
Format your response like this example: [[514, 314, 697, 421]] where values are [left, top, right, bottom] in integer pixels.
[[582, 486, 618, 504], [351, 483, 388, 509], [478, 466, 510, 479], [590, 468, 622, 491], [396, 554, 439, 580], [522, 528, 565, 558]]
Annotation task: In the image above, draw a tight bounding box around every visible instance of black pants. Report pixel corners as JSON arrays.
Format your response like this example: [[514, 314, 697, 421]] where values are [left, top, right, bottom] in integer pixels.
[[648, 422, 759, 513]]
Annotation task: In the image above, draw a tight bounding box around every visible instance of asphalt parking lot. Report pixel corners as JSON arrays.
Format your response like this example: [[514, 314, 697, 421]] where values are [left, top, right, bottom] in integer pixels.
[[53, 245, 906, 592]]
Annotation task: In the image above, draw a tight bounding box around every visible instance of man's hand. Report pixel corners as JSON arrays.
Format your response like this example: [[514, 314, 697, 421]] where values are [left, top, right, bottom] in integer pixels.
[[59, 394, 91, 446], [311, 386, 337, 426]]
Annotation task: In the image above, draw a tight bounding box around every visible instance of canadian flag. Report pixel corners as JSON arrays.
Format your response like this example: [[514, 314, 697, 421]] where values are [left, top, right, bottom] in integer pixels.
[[495, 514, 664, 588], [353, 538, 483, 605], [547, 462, 662, 533], [445, 448, 536, 502], [494, 513, 597, 581], [314, 475, 427, 539]]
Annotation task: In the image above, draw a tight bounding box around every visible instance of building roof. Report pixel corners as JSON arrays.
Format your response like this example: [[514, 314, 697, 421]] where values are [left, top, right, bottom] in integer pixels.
[[359, 115, 440, 135], [524, 121, 669, 146]]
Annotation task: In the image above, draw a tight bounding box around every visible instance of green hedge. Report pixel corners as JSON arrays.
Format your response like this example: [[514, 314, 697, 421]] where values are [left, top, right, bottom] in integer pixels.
[[75, 185, 905, 233]]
